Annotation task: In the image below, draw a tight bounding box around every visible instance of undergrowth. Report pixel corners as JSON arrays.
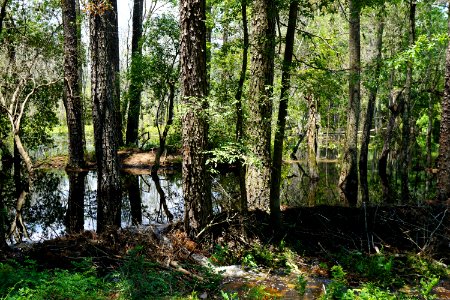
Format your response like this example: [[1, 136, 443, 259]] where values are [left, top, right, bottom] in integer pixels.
[[0, 246, 221, 300]]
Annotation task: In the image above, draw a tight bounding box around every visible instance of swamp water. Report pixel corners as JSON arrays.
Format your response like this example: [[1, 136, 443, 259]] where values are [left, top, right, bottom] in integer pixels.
[[1, 159, 432, 243]]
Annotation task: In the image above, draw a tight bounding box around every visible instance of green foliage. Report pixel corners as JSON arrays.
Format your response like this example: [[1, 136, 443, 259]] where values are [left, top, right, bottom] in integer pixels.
[[210, 244, 237, 266], [220, 290, 239, 300], [295, 274, 308, 296], [0, 260, 110, 300]]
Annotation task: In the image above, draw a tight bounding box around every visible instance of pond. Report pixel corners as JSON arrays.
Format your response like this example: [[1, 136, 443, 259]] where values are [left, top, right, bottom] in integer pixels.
[[0, 159, 431, 244]]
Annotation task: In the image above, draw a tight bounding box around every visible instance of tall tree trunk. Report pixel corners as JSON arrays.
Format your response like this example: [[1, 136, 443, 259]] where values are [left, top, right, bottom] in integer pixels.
[[437, 5, 450, 202], [306, 95, 319, 180], [359, 10, 384, 203], [109, 0, 123, 146], [89, 1, 122, 233], [126, 0, 144, 145], [246, 0, 276, 210], [235, 0, 249, 213], [270, 0, 298, 229], [179, 0, 211, 237], [339, 0, 360, 206], [62, 0, 85, 169], [400, 1, 415, 204]]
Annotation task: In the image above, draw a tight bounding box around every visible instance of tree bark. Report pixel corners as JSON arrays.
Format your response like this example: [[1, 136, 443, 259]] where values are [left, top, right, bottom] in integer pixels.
[[125, 0, 144, 145], [399, 0, 416, 204], [0, 0, 9, 36], [246, 0, 276, 210], [179, 0, 211, 237], [153, 81, 175, 172], [437, 4, 450, 202], [339, 0, 360, 206], [359, 10, 384, 203], [235, 0, 248, 213], [109, 0, 123, 146], [269, 0, 298, 229], [379, 90, 403, 203], [62, 0, 85, 169], [306, 95, 319, 180], [89, 1, 122, 233]]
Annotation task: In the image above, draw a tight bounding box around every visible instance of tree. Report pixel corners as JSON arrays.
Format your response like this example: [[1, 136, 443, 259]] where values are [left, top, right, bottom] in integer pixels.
[[89, 0, 122, 232], [359, 7, 384, 203], [62, 0, 85, 169], [338, 0, 361, 206], [109, 0, 123, 146], [246, 0, 276, 210], [125, 0, 144, 146], [399, 0, 416, 204], [437, 4, 450, 202], [179, 0, 211, 237], [270, 0, 298, 227], [235, 0, 249, 212]]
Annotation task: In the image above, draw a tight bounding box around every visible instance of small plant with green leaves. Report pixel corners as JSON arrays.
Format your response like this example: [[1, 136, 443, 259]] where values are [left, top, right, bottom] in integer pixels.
[[295, 274, 308, 296], [419, 276, 439, 300], [221, 290, 239, 300]]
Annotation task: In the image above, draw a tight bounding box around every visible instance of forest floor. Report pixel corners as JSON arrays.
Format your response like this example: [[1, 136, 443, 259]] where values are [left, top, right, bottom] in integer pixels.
[[0, 206, 449, 299]]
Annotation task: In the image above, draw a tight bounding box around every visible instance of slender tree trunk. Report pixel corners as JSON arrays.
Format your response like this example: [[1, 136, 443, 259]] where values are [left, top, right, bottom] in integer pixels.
[[306, 95, 319, 180], [339, 0, 360, 206], [126, 0, 144, 145], [437, 5, 450, 202], [13, 133, 33, 176], [269, 0, 298, 229], [425, 94, 433, 195], [359, 10, 384, 203], [235, 0, 249, 213], [379, 91, 403, 202], [153, 81, 175, 171], [179, 0, 211, 237], [246, 0, 276, 210], [62, 0, 85, 169], [0, 0, 9, 37], [400, 1, 415, 204], [109, 0, 123, 146], [89, 1, 122, 233]]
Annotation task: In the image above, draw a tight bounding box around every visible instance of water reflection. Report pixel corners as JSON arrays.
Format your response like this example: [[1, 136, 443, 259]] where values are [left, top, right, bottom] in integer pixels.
[[2, 160, 429, 243]]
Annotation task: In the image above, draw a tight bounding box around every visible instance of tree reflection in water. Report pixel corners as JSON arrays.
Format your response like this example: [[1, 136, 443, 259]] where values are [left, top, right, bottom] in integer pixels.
[[65, 171, 87, 233]]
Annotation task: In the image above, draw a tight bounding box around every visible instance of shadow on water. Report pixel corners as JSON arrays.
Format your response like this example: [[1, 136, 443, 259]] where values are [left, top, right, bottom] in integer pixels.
[[1, 157, 434, 243]]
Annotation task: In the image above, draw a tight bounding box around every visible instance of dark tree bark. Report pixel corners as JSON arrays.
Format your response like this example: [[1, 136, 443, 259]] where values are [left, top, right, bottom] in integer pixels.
[[437, 5, 450, 202], [399, 0, 416, 204], [379, 91, 403, 203], [306, 95, 319, 180], [179, 0, 211, 237], [109, 0, 123, 146], [246, 0, 276, 210], [89, 1, 122, 233], [125, 0, 144, 145], [65, 171, 86, 233], [62, 0, 85, 169], [235, 0, 249, 212], [0, 0, 9, 36], [270, 0, 298, 228], [359, 10, 384, 203], [339, 0, 360, 207], [153, 81, 175, 172]]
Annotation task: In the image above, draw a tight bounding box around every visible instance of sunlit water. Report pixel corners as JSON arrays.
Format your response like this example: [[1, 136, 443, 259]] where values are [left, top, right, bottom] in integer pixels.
[[1, 158, 432, 243]]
